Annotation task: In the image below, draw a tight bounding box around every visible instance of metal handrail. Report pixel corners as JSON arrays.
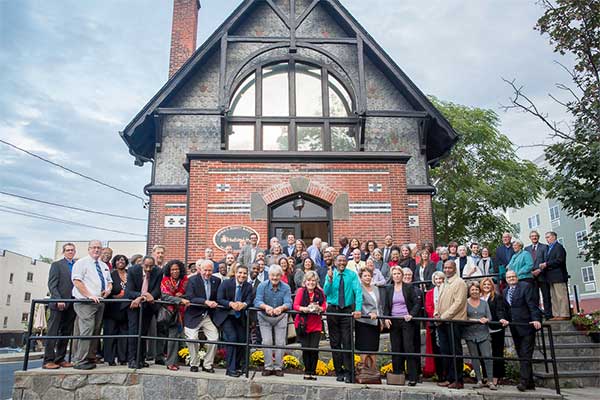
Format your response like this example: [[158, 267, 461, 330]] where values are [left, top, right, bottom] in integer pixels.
[[23, 297, 561, 395]]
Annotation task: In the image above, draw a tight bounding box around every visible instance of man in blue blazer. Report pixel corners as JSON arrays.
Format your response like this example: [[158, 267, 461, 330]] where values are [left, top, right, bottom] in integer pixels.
[[495, 232, 515, 288], [184, 259, 221, 373], [500, 270, 542, 392], [214, 265, 254, 377], [539, 231, 570, 320]]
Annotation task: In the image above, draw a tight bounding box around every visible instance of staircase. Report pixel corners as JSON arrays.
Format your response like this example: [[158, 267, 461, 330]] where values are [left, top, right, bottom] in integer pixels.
[[533, 320, 600, 389]]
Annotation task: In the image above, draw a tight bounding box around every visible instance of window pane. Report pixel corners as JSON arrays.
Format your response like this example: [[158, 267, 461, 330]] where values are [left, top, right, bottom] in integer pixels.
[[230, 73, 256, 116], [228, 124, 254, 150], [297, 126, 323, 151], [263, 125, 289, 150], [296, 64, 322, 116], [262, 63, 289, 116], [331, 126, 357, 151], [272, 197, 328, 219], [328, 74, 352, 117]]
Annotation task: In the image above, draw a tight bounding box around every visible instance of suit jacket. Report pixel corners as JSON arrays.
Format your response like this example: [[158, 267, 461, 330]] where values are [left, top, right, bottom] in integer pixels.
[[525, 243, 548, 281], [545, 241, 568, 283], [283, 245, 296, 258], [213, 278, 254, 327], [184, 274, 221, 328], [125, 265, 162, 312], [484, 292, 506, 330], [237, 245, 264, 267], [48, 258, 74, 310], [358, 285, 384, 326], [381, 247, 393, 264], [415, 262, 436, 289], [503, 281, 541, 336], [382, 284, 420, 318], [495, 245, 515, 269]]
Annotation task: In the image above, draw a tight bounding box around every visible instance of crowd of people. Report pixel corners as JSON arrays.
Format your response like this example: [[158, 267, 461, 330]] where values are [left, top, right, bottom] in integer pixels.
[[41, 229, 569, 392]]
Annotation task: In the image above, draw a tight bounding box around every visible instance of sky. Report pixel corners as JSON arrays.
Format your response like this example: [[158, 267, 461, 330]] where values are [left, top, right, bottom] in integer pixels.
[[0, 0, 573, 260]]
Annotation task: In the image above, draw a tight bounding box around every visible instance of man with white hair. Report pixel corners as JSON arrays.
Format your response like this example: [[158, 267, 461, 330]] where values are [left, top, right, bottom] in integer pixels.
[[71, 240, 112, 370], [184, 259, 221, 373], [307, 237, 323, 267], [254, 264, 292, 376]]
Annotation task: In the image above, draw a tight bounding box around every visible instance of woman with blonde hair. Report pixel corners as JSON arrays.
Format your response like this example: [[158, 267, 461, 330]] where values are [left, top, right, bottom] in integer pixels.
[[293, 270, 326, 380], [480, 277, 506, 386]]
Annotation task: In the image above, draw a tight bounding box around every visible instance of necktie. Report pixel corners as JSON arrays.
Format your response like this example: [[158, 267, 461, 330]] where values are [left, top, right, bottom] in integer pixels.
[[235, 285, 242, 318], [338, 272, 345, 308], [384, 248, 389, 262], [204, 279, 211, 298], [507, 286, 515, 306], [95, 261, 106, 292], [141, 272, 149, 294], [532, 245, 537, 261]]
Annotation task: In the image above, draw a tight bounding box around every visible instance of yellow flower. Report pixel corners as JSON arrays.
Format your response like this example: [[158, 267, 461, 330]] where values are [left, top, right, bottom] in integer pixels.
[[380, 362, 393, 375], [283, 355, 300, 369], [250, 350, 265, 366], [315, 360, 329, 376], [354, 355, 361, 366], [327, 358, 334, 371], [178, 348, 189, 358], [463, 363, 472, 373]]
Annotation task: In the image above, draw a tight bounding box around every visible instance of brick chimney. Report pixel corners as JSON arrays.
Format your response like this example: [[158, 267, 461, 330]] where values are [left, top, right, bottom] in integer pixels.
[[169, 0, 200, 78]]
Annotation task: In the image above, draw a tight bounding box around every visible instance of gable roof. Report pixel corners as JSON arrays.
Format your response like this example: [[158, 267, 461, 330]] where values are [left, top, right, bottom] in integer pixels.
[[121, 0, 458, 166]]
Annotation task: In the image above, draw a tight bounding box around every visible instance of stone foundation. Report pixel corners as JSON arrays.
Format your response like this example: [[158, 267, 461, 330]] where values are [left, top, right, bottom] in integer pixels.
[[13, 366, 562, 400]]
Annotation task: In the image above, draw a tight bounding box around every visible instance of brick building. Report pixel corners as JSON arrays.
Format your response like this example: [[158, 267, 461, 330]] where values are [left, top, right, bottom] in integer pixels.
[[121, 0, 458, 262]]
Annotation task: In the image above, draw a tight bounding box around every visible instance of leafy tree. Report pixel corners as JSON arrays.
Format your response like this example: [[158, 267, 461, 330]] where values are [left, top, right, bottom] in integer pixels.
[[39, 255, 53, 264], [504, 0, 600, 262], [430, 97, 544, 248]]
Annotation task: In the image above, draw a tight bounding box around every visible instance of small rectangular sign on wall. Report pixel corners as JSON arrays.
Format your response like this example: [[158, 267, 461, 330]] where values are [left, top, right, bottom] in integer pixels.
[[164, 215, 186, 228]]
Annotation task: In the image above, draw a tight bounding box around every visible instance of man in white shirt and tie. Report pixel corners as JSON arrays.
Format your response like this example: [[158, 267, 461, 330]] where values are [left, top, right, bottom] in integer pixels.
[[71, 240, 112, 370], [382, 235, 394, 264]]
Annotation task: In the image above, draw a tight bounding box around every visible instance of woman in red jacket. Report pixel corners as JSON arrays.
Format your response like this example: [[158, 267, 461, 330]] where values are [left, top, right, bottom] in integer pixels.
[[293, 270, 327, 380], [424, 271, 446, 380]]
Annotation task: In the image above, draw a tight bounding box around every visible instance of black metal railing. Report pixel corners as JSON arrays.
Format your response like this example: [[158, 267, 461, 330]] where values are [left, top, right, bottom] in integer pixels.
[[23, 295, 561, 395]]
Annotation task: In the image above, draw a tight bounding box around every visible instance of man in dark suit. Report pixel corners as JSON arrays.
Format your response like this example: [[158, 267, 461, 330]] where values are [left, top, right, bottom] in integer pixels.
[[125, 256, 162, 369], [283, 234, 296, 257], [214, 264, 254, 377], [184, 259, 221, 373], [495, 232, 515, 289], [539, 231, 570, 320], [525, 230, 551, 319], [43, 243, 77, 369], [500, 270, 542, 392], [381, 234, 394, 264]]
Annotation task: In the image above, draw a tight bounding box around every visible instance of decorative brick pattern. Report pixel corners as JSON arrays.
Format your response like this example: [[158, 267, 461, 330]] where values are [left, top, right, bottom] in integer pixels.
[[368, 183, 382, 192]]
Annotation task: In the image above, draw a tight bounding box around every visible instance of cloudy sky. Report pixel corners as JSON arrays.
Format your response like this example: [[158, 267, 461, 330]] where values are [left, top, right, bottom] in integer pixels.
[[0, 0, 573, 260]]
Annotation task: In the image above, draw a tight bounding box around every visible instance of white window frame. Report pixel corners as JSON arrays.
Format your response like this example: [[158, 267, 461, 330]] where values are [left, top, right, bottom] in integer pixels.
[[24, 292, 31, 303], [21, 313, 29, 323], [575, 230, 587, 249], [5, 294, 10, 306], [549, 205, 560, 221], [2, 316, 7, 328], [9, 273, 14, 284], [26, 272, 33, 282], [528, 214, 540, 229], [582, 266, 595, 283]]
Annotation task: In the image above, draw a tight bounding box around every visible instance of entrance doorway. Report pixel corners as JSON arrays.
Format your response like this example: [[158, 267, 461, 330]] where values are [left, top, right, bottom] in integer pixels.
[[269, 193, 331, 246]]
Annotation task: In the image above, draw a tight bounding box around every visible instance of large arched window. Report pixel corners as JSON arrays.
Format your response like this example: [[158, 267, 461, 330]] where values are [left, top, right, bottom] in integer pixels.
[[227, 60, 358, 152]]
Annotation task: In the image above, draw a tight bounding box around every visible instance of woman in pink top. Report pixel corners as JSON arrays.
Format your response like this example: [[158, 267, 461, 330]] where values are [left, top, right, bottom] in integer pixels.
[[293, 270, 327, 380]]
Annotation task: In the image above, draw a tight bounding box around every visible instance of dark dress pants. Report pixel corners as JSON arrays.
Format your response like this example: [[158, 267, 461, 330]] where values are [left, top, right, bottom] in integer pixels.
[[390, 319, 417, 382], [222, 316, 246, 373], [326, 305, 353, 377], [429, 324, 445, 381], [438, 323, 463, 383], [511, 327, 535, 386], [104, 316, 128, 363], [127, 306, 155, 363], [44, 306, 76, 364], [298, 331, 321, 374], [538, 279, 553, 318]]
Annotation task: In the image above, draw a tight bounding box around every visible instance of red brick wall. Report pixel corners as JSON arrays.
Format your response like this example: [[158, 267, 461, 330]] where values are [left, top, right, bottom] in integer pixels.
[[169, 0, 199, 78], [180, 159, 434, 262], [147, 193, 187, 261], [407, 193, 435, 247]]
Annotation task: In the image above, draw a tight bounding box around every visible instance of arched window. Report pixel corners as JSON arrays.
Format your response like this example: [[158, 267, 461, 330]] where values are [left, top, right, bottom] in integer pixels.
[[227, 60, 357, 152]]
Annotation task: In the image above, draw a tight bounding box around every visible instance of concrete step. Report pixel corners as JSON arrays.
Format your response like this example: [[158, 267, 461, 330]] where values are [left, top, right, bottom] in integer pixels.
[[542, 320, 578, 332], [535, 342, 600, 357], [533, 356, 600, 373], [534, 370, 600, 389], [537, 330, 594, 345]]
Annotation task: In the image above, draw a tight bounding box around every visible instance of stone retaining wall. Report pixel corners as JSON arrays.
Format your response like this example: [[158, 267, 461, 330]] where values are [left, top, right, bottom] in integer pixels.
[[13, 369, 562, 400]]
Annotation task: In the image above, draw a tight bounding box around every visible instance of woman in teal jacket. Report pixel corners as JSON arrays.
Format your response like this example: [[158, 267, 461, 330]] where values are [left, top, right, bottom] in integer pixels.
[[507, 240, 534, 281]]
